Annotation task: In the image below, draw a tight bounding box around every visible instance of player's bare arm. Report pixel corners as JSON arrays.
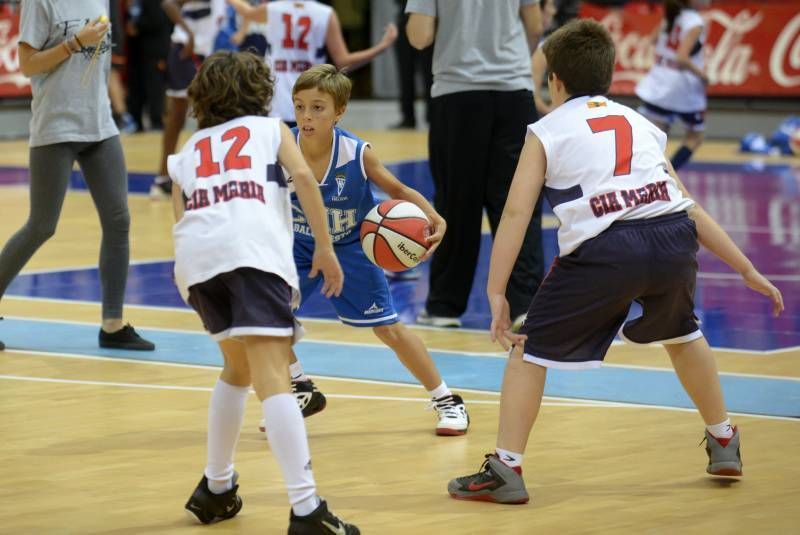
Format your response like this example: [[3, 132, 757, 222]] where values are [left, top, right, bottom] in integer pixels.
[[226, 0, 267, 24], [162, 0, 195, 57], [277, 123, 343, 297], [325, 12, 397, 72], [531, 47, 552, 116], [520, 3, 543, 53], [487, 134, 546, 349], [406, 13, 435, 50], [675, 25, 708, 83], [667, 160, 784, 316], [171, 182, 185, 222], [362, 146, 446, 261], [19, 18, 109, 77]]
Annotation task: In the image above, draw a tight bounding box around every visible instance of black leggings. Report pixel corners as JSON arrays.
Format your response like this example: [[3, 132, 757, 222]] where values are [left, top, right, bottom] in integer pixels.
[[0, 136, 130, 319]]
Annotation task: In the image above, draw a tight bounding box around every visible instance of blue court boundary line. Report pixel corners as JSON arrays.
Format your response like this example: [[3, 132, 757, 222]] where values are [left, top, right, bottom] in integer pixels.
[[2, 317, 798, 418]]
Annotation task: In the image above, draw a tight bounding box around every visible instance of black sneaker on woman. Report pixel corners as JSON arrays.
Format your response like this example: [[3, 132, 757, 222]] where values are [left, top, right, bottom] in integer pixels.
[[98, 324, 155, 350]]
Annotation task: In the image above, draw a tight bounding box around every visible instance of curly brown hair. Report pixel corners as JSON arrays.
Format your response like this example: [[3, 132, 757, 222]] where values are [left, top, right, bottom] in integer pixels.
[[188, 50, 275, 129]]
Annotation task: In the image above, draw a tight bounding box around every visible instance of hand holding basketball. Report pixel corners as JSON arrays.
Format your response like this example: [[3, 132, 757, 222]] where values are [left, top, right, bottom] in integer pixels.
[[310, 247, 344, 298], [421, 211, 446, 262]]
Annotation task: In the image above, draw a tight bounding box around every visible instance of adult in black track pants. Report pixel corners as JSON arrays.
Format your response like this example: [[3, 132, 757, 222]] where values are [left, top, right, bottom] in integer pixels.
[[406, 0, 545, 328]]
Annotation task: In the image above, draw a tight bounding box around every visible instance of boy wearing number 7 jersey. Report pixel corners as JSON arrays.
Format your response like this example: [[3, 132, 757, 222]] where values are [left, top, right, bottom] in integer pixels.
[[169, 51, 359, 534], [448, 20, 784, 505]]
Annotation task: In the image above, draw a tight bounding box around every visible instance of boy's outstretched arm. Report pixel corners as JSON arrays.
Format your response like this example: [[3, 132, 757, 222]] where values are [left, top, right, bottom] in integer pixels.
[[277, 123, 343, 298], [488, 134, 546, 349], [325, 12, 397, 72], [363, 146, 445, 260], [226, 0, 267, 23], [162, 0, 195, 57], [667, 160, 784, 316]]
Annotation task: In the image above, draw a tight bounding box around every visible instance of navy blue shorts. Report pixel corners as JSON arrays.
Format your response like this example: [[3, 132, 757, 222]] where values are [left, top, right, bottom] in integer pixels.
[[520, 212, 702, 369], [188, 268, 300, 342], [166, 43, 204, 98], [295, 239, 397, 327], [638, 100, 705, 132]]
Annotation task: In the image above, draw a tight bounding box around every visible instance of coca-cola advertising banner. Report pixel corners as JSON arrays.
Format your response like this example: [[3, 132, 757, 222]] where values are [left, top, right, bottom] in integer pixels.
[[581, 2, 800, 97], [0, 6, 28, 98]]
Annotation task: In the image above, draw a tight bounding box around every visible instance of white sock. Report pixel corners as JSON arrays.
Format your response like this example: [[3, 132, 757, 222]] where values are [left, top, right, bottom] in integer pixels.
[[495, 447, 524, 468], [428, 381, 451, 400], [289, 361, 308, 382], [204, 379, 249, 494], [262, 393, 319, 516], [706, 418, 734, 439]]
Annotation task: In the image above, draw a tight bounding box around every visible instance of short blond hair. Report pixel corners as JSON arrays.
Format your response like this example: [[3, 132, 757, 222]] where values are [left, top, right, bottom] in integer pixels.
[[292, 64, 352, 110]]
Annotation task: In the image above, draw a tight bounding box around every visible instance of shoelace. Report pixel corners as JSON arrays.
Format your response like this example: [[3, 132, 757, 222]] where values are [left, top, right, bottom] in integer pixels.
[[427, 395, 463, 419]]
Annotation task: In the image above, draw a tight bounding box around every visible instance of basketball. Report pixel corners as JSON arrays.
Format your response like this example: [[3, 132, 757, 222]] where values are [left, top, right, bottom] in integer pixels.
[[360, 200, 430, 272]]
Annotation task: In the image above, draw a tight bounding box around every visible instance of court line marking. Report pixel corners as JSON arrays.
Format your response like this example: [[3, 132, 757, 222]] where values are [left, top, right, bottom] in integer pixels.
[[16, 258, 800, 283], [5, 316, 800, 381], [0, 347, 594, 403], [1, 372, 797, 422], [4, 300, 799, 356]]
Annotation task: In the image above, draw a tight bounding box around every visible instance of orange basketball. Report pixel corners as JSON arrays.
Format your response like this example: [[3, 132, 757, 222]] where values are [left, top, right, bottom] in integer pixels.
[[360, 200, 430, 272]]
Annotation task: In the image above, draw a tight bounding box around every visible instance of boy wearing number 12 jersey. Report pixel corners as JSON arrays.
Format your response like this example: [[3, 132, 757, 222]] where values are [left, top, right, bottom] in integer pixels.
[[227, 0, 397, 126], [169, 51, 359, 534], [447, 20, 784, 505]]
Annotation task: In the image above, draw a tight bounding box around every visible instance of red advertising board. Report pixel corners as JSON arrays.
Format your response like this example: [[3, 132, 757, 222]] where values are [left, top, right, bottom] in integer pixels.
[[0, 6, 29, 98], [580, 2, 800, 97]]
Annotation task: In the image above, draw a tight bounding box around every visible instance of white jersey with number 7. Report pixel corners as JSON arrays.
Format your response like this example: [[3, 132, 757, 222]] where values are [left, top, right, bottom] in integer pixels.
[[528, 95, 695, 257], [264, 0, 333, 122]]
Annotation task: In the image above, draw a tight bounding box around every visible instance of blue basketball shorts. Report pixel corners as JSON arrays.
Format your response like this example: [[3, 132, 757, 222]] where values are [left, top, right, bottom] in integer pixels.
[[519, 212, 702, 370], [638, 100, 706, 133], [294, 239, 398, 327], [166, 43, 204, 98]]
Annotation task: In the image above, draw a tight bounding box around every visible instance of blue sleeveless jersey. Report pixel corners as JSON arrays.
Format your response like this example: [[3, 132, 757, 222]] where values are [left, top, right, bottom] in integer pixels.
[[291, 127, 377, 245]]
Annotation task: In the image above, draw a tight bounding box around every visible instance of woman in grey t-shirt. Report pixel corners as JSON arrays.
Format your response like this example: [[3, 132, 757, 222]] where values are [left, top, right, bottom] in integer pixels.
[[0, 0, 154, 352]]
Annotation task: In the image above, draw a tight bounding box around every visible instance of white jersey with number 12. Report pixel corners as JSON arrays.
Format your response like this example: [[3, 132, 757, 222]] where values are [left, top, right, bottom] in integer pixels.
[[265, 0, 332, 122]]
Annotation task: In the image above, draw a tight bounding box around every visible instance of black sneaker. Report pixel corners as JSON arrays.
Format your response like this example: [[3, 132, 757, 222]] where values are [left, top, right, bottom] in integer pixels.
[[98, 324, 155, 350], [288, 499, 359, 535], [185, 472, 243, 525], [294, 378, 327, 418], [259, 379, 327, 432]]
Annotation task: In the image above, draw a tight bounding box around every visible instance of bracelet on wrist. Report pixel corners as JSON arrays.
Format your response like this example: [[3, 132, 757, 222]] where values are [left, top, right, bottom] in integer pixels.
[[73, 34, 85, 50], [62, 41, 73, 56]]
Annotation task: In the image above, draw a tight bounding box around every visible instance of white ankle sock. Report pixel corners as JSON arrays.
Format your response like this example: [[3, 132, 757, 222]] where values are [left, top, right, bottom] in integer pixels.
[[428, 381, 451, 400], [262, 393, 319, 515], [289, 361, 308, 382], [706, 418, 734, 439], [495, 447, 524, 468], [204, 379, 249, 494]]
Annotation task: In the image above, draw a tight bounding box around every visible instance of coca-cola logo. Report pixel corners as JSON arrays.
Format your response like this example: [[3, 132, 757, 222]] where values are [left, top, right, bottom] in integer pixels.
[[588, 3, 800, 94], [704, 9, 761, 86], [770, 13, 800, 87], [0, 17, 29, 89]]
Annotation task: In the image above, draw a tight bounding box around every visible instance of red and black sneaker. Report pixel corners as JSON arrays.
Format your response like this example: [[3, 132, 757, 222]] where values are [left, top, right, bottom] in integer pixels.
[[448, 454, 529, 504]]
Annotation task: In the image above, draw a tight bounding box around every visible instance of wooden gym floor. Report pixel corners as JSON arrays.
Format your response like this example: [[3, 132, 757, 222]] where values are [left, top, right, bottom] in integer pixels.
[[0, 130, 798, 534]]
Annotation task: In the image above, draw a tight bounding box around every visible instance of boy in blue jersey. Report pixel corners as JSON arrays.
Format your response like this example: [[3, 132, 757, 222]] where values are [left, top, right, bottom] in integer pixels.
[[276, 63, 470, 436]]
